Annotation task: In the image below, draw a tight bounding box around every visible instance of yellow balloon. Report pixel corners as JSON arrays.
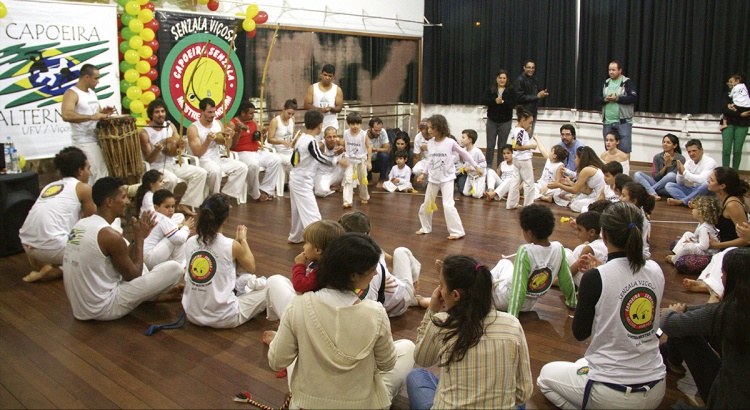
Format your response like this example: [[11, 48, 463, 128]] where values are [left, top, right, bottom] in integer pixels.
[[128, 35, 143, 50], [130, 100, 145, 114], [136, 76, 151, 90], [0, 2, 7, 19], [137, 9, 153, 23], [137, 0, 149, 5], [19, 155, 25, 170], [126, 86, 142, 101], [141, 91, 156, 105], [124, 49, 140, 65], [128, 19, 144, 33], [135, 60, 150, 74], [140, 28, 155, 42], [138, 45, 153, 59], [135, 117, 148, 127], [125, 1, 140, 16], [124, 68, 139, 83], [246, 4, 259, 18], [198, 0, 209, 4], [242, 19, 256, 32]]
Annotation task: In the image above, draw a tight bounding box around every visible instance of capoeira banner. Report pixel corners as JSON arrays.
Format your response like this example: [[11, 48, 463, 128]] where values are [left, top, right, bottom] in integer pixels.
[[155, 11, 245, 129], [0, 0, 120, 160]]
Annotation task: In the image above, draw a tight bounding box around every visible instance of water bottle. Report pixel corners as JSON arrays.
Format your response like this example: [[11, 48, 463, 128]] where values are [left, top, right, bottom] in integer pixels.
[[11, 144, 20, 173], [4, 137, 12, 174]]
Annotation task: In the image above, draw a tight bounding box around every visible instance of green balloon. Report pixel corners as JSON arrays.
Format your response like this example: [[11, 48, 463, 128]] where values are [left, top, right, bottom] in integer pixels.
[[121, 13, 135, 27], [120, 80, 135, 94], [121, 27, 135, 40], [118, 40, 131, 54], [119, 61, 135, 74], [122, 96, 133, 110]]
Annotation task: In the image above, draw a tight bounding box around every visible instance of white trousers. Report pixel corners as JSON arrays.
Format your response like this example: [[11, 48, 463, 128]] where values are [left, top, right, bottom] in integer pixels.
[[77, 141, 108, 187], [199, 157, 248, 201], [342, 161, 370, 204], [230, 287, 268, 328], [507, 159, 535, 209], [418, 181, 464, 237], [672, 232, 712, 259], [265, 275, 297, 322], [275, 149, 293, 175], [288, 174, 320, 243], [535, 182, 560, 200], [93, 260, 183, 321], [462, 174, 486, 198], [236, 150, 282, 199], [314, 166, 344, 197], [23, 244, 65, 266], [486, 169, 513, 201], [144, 238, 186, 271], [383, 180, 414, 192], [490, 259, 514, 311], [159, 161, 208, 208], [537, 358, 666, 409], [382, 247, 422, 317]]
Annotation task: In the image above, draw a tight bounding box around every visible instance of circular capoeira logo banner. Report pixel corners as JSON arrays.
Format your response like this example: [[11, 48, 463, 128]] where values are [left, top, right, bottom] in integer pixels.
[[620, 287, 657, 334], [527, 267, 552, 294], [161, 33, 244, 129], [188, 250, 217, 284], [41, 183, 64, 198]]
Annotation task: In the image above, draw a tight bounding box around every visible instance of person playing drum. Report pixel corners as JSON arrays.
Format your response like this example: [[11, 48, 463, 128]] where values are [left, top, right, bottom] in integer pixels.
[[140, 99, 208, 216], [61, 63, 115, 186]]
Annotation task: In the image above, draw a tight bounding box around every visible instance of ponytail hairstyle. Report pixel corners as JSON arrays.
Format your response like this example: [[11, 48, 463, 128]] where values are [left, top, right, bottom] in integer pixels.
[[195, 194, 230, 246], [720, 248, 750, 349], [623, 181, 655, 214], [432, 255, 493, 367], [514, 105, 533, 122], [283, 98, 298, 110], [713, 167, 750, 198], [600, 202, 645, 272], [550, 144, 569, 164], [135, 169, 163, 212], [576, 146, 606, 170]]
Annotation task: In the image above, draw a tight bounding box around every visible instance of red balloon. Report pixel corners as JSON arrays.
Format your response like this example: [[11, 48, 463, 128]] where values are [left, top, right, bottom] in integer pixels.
[[117, 18, 123, 28], [253, 11, 268, 24], [149, 85, 161, 98], [207, 1, 219, 11], [118, 33, 125, 44], [247, 29, 256, 39], [119, 52, 124, 62], [144, 39, 159, 52], [145, 68, 158, 81], [144, 18, 159, 31], [141, 2, 155, 11], [146, 54, 158, 67]]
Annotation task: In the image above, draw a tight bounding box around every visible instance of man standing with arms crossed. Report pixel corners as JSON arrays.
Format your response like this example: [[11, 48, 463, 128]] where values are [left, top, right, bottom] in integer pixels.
[[598, 61, 637, 159], [304, 64, 344, 138]]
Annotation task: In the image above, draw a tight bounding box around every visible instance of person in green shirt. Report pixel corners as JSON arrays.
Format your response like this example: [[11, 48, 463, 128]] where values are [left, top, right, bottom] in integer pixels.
[[598, 61, 637, 158]]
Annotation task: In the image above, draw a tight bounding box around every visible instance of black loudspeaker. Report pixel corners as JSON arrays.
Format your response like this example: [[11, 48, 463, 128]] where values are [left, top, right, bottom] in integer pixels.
[[0, 172, 39, 256]]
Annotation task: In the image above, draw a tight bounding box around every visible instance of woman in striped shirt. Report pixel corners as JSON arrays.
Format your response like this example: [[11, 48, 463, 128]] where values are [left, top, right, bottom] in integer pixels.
[[406, 255, 533, 409]]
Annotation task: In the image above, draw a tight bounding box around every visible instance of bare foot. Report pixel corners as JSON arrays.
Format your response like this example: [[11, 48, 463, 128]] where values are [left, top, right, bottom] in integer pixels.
[[651, 194, 661, 202], [176, 204, 197, 217], [683, 278, 710, 293], [23, 264, 63, 282], [415, 295, 431, 309], [361, 200, 368, 204], [665, 255, 674, 264], [343, 203, 352, 209], [154, 284, 184, 302], [484, 191, 496, 202], [540, 195, 553, 203], [258, 192, 270, 202], [376, 181, 383, 189], [687, 200, 695, 209], [415, 230, 428, 235], [667, 198, 684, 206], [263, 330, 277, 345], [447, 235, 464, 240]]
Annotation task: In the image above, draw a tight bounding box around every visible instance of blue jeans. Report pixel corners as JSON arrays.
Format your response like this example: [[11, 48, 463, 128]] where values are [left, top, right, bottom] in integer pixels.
[[664, 181, 709, 205], [603, 122, 633, 153], [633, 171, 676, 197], [368, 151, 390, 183], [406, 368, 527, 410]]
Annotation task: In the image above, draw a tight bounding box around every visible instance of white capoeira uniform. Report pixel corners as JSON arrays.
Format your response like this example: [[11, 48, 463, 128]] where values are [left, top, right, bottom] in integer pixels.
[[538, 256, 666, 409], [640, 207, 652, 259], [182, 234, 267, 329], [288, 133, 338, 243], [312, 82, 339, 138], [70, 87, 108, 186], [272, 114, 296, 174], [461, 146, 487, 198], [412, 131, 429, 178], [565, 238, 608, 287], [314, 142, 344, 197], [554, 168, 606, 213], [362, 249, 422, 317], [417, 137, 477, 238], [20, 177, 82, 266], [507, 127, 535, 209], [191, 120, 248, 201], [139, 191, 185, 225], [143, 125, 208, 208], [63, 215, 183, 321], [143, 212, 190, 270], [342, 128, 370, 205], [383, 164, 413, 192], [534, 159, 563, 200], [672, 222, 719, 260], [485, 160, 514, 200]]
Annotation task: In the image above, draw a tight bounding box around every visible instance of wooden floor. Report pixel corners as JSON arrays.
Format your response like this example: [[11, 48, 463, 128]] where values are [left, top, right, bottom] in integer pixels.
[[0, 159, 710, 409]]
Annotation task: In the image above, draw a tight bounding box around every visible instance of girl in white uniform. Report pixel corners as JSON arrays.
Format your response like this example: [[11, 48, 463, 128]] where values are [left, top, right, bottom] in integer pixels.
[[342, 112, 372, 207], [182, 194, 267, 329], [266, 99, 298, 175], [415, 114, 481, 240], [668, 195, 721, 264], [538, 202, 666, 409], [288, 111, 348, 244], [484, 144, 514, 201], [549, 146, 607, 213], [143, 189, 193, 270], [506, 106, 537, 209], [136, 169, 186, 225], [533, 139, 568, 202]]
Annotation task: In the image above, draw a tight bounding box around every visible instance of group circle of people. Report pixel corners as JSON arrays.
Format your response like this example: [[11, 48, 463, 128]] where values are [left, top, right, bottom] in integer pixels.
[[17, 62, 750, 408]]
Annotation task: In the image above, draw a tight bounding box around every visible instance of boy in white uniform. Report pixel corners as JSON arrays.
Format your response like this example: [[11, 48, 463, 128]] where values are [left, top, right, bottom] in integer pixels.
[[63, 177, 183, 321], [143, 189, 193, 270], [288, 110, 349, 243], [459, 129, 488, 198], [187, 98, 249, 203], [20, 147, 96, 282], [383, 150, 414, 192], [342, 112, 372, 208]]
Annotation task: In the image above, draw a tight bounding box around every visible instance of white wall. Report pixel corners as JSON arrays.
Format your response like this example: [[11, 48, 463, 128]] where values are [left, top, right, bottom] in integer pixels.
[[158, 0, 425, 37], [421, 105, 746, 171]]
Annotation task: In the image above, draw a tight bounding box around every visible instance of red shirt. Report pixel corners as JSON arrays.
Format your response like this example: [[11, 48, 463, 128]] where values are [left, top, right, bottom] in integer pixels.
[[292, 262, 320, 293], [231, 117, 260, 152]]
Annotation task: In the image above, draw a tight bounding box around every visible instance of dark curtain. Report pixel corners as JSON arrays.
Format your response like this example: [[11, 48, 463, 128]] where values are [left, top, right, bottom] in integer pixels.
[[578, 0, 750, 114], [422, 0, 577, 108]]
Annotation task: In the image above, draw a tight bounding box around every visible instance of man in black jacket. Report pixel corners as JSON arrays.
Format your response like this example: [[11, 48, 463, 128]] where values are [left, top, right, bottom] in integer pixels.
[[513, 60, 548, 135]]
